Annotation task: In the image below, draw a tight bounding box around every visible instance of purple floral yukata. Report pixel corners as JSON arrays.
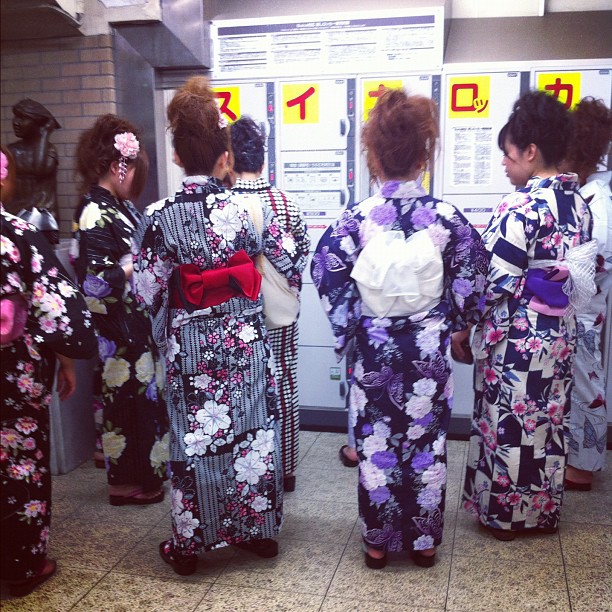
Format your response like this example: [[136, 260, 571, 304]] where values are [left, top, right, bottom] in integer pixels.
[[313, 180, 488, 553]]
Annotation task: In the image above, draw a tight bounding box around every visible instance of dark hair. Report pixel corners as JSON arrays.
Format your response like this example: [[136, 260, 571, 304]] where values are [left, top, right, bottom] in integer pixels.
[[13, 98, 61, 130], [230, 117, 265, 174], [564, 97, 612, 183], [167, 76, 230, 176], [498, 90, 570, 166], [76, 114, 148, 199], [1, 145, 17, 203], [361, 88, 439, 181]]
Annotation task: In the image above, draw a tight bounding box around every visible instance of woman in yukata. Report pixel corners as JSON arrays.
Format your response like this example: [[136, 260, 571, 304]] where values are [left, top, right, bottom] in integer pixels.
[[313, 89, 488, 569], [230, 116, 311, 493], [132, 77, 305, 575], [561, 97, 612, 491], [1, 146, 97, 596], [72, 115, 169, 507], [460, 91, 595, 540]]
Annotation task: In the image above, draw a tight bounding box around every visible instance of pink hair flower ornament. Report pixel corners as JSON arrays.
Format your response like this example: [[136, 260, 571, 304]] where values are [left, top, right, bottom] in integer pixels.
[[114, 132, 140, 183], [218, 108, 228, 130], [0, 151, 8, 182]]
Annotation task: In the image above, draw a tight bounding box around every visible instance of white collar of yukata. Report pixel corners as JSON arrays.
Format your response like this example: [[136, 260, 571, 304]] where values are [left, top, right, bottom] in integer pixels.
[[182, 175, 215, 187], [526, 173, 579, 190], [379, 179, 427, 200], [234, 176, 270, 190]]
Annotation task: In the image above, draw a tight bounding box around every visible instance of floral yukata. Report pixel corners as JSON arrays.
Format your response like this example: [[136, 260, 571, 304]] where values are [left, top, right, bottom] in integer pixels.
[[569, 171, 611, 472], [463, 174, 592, 532], [132, 175, 305, 554], [72, 185, 169, 492], [313, 181, 488, 554], [1, 207, 97, 581], [232, 177, 310, 477]]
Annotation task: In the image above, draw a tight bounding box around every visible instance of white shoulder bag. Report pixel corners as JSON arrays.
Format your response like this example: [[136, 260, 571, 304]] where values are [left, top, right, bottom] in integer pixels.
[[238, 194, 300, 329]]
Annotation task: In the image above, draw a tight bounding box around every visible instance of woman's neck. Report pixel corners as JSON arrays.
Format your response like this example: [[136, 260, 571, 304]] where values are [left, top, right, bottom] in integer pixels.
[[235, 171, 261, 181], [97, 177, 117, 198]]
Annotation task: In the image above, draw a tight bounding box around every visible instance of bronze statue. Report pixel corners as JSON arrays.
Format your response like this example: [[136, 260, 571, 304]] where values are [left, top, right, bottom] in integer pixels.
[[7, 99, 61, 241]]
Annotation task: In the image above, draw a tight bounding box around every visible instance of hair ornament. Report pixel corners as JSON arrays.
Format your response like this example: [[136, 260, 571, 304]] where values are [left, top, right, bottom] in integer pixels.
[[0, 151, 7, 182], [218, 108, 228, 130], [114, 132, 140, 182]]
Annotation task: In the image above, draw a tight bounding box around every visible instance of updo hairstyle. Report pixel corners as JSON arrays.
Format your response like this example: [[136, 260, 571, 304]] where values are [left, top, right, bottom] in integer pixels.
[[564, 97, 612, 183], [167, 76, 230, 176], [498, 90, 570, 167], [230, 117, 265, 174], [76, 114, 148, 199], [361, 88, 439, 182]]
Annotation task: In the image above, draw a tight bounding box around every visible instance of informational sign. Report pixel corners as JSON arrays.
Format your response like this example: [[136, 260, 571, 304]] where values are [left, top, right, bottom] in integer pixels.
[[537, 72, 581, 109], [362, 79, 403, 121], [442, 71, 526, 197], [282, 83, 319, 124], [534, 68, 611, 112], [278, 150, 353, 216], [212, 9, 445, 79], [448, 76, 491, 119]]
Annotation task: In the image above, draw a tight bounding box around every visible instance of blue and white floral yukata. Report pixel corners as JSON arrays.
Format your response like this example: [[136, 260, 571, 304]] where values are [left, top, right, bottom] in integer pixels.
[[132, 176, 306, 555], [463, 174, 592, 532], [313, 180, 488, 554]]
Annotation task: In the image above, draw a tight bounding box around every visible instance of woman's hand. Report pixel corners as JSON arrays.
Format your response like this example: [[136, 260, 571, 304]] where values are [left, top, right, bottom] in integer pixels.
[[55, 353, 77, 400], [451, 328, 473, 364]]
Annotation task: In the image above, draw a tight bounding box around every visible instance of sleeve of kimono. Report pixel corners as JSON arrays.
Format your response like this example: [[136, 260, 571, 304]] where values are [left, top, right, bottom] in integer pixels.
[[311, 208, 361, 359], [480, 194, 532, 312], [284, 193, 311, 260], [75, 200, 127, 316], [131, 204, 174, 352], [261, 203, 307, 290], [443, 207, 490, 330], [1, 218, 97, 359]]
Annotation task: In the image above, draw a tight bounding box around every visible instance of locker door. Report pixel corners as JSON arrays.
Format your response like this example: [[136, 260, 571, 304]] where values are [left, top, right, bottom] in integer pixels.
[[278, 79, 350, 151], [297, 346, 347, 409]]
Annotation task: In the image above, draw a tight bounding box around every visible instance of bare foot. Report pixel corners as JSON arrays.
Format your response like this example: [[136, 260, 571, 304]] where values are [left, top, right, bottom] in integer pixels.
[[366, 547, 386, 559], [343, 446, 358, 463]]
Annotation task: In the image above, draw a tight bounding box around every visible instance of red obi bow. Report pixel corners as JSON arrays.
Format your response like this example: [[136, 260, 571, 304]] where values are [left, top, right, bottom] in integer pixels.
[[172, 250, 261, 311]]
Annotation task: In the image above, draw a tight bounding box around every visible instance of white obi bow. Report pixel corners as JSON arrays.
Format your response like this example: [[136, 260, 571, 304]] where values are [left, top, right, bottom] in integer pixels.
[[351, 229, 444, 318]]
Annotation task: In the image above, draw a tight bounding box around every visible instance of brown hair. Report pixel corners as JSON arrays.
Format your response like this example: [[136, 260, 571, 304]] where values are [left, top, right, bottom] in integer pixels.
[[564, 97, 612, 184], [75, 114, 148, 199], [167, 76, 230, 176], [1, 145, 17, 203], [362, 88, 439, 182]]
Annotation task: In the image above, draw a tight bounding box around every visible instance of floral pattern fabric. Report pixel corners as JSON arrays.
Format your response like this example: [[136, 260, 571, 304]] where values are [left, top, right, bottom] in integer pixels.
[[463, 174, 592, 531], [568, 171, 611, 472], [132, 175, 306, 554], [72, 185, 168, 490], [1, 206, 97, 581], [313, 180, 488, 553], [232, 177, 310, 476]]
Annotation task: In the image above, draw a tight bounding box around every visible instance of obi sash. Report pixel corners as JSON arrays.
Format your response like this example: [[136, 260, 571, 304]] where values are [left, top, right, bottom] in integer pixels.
[[524, 267, 569, 316], [523, 240, 598, 316], [171, 250, 262, 312]]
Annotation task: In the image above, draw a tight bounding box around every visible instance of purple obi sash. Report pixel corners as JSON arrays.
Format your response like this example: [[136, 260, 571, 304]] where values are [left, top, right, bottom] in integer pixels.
[[524, 267, 569, 316]]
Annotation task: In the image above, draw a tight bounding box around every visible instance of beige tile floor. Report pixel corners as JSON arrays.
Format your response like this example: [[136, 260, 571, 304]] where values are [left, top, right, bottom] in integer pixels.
[[1, 431, 611, 611]]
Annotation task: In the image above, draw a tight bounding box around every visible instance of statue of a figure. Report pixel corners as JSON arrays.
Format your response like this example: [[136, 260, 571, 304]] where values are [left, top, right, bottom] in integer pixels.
[[7, 99, 61, 242]]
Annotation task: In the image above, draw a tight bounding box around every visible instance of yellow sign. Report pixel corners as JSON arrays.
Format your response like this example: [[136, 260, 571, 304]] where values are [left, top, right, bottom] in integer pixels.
[[537, 72, 581, 110], [213, 86, 240, 123], [282, 84, 319, 124], [448, 76, 490, 119], [362, 80, 403, 122]]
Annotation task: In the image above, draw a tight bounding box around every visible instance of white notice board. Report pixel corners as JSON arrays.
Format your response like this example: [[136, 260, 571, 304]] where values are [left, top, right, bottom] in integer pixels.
[[212, 9, 445, 79]]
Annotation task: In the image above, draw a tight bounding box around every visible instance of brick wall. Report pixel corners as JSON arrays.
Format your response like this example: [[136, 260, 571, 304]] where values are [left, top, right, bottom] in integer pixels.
[[1, 34, 117, 238]]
